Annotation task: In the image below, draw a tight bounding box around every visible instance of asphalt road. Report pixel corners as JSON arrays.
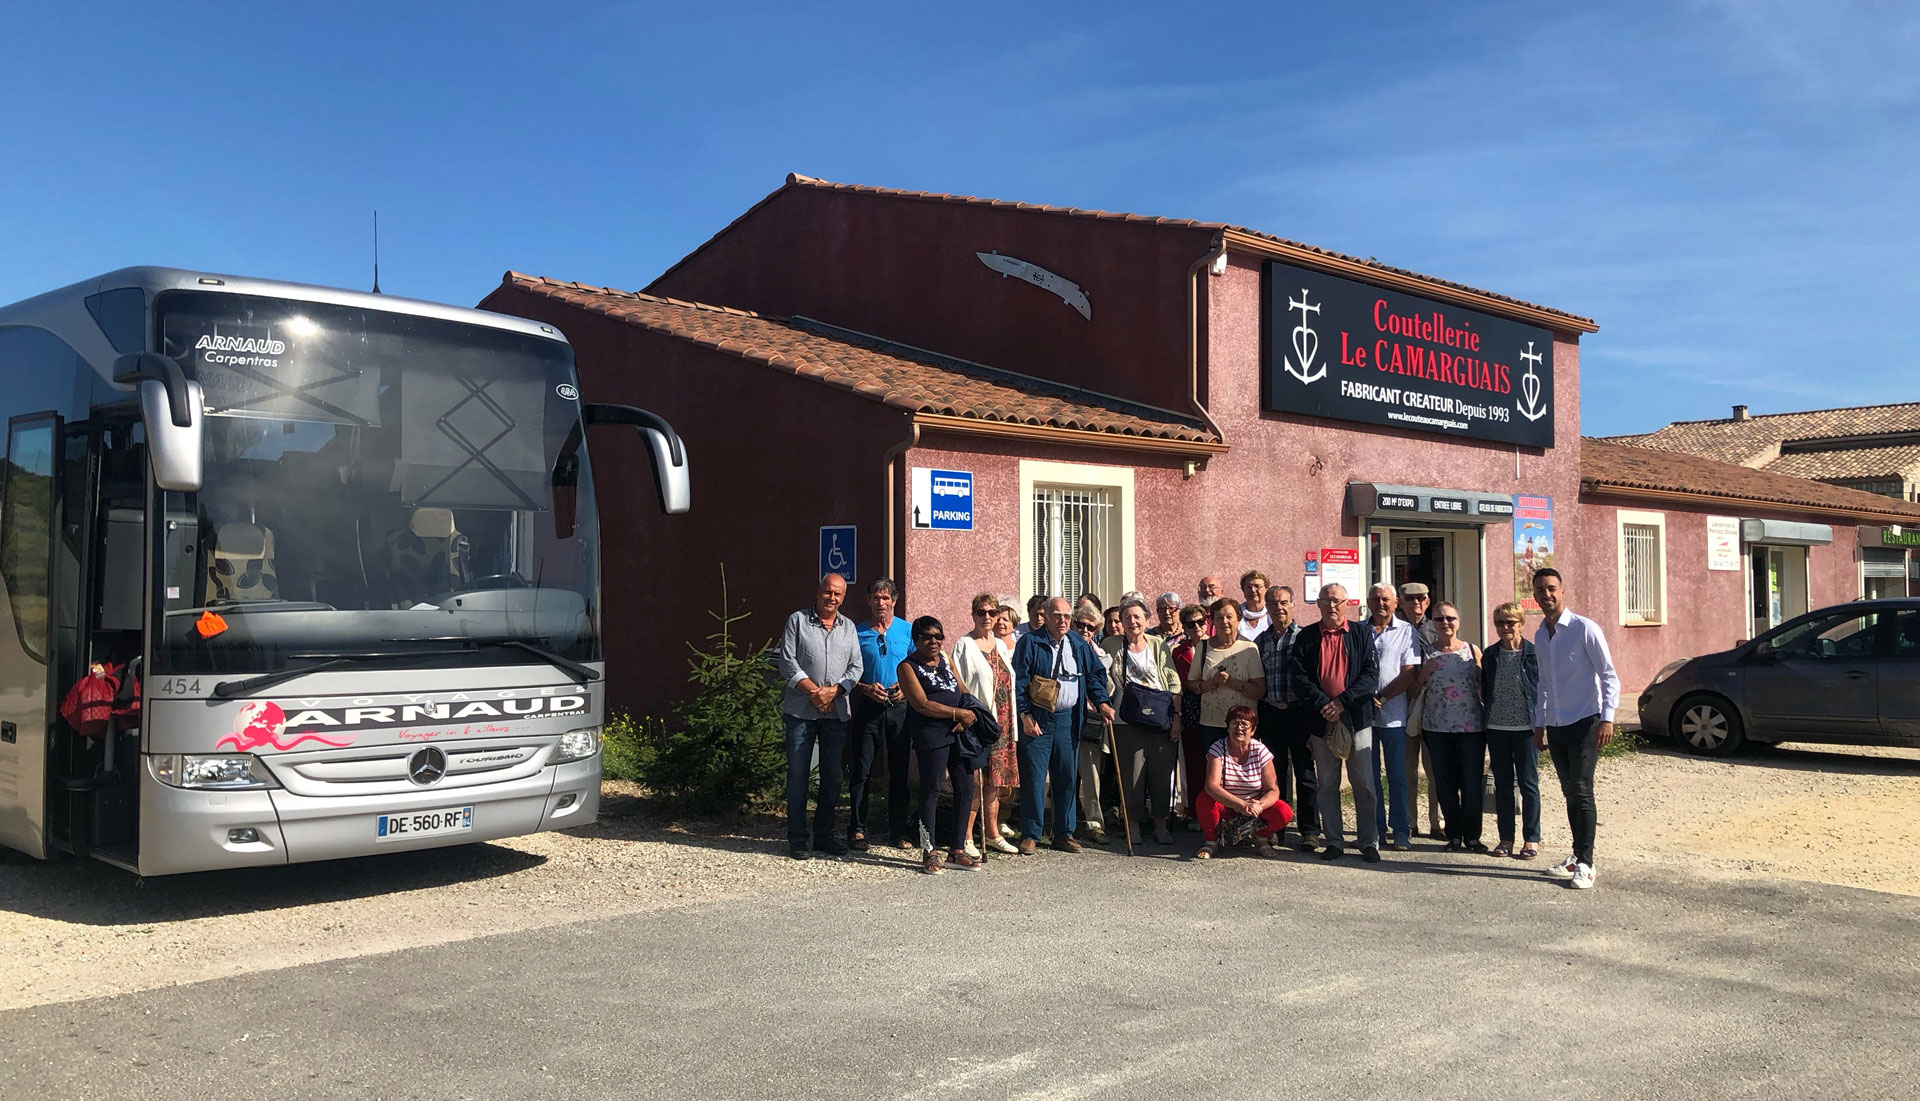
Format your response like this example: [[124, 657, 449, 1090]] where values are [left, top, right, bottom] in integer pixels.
[[4, 843, 1916, 1100]]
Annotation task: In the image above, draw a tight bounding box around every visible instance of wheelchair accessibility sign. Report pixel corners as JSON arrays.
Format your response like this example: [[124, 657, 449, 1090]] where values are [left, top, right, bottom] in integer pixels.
[[819, 526, 856, 583], [910, 468, 974, 531]]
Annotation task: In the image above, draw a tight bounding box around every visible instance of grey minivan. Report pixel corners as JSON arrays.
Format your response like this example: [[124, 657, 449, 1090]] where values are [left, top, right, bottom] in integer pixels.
[[1638, 599, 1920, 756]]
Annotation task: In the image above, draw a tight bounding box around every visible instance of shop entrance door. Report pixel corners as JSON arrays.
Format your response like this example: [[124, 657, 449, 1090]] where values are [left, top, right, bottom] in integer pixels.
[[1751, 545, 1810, 636], [1368, 525, 1485, 645]]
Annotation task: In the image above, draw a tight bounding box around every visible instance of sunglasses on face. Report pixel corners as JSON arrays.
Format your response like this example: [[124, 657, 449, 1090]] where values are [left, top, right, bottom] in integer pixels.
[[1436, 616, 1460, 623], [1496, 619, 1521, 628], [917, 633, 943, 643]]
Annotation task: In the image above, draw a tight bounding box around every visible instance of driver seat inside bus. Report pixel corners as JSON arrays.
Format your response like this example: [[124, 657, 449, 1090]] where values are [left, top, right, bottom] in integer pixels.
[[203, 521, 281, 603], [386, 507, 470, 601]]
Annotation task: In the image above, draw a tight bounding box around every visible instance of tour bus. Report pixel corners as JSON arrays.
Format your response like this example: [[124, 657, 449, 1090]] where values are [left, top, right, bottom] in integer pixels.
[[0, 268, 688, 875]]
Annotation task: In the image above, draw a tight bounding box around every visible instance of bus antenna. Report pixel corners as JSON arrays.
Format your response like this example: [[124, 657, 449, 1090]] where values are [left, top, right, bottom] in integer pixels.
[[371, 210, 382, 294]]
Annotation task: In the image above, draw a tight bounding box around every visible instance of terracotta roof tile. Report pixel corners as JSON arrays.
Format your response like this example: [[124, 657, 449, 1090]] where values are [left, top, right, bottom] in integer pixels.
[[1603, 402, 1920, 467], [501, 273, 1221, 447], [648, 173, 1594, 329], [1764, 444, 1920, 482], [1581, 438, 1920, 520]]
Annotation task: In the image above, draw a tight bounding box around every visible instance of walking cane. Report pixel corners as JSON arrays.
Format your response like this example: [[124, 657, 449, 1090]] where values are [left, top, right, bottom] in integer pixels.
[[1104, 717, 1134, 857]]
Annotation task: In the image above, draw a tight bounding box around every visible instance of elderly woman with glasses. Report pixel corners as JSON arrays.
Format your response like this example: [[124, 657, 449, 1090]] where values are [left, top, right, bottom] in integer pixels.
[[954, 593, 1020, 854], [1411, 601, 1487, 852], [1196, 705, 1293, 859], [1102, 597, 1183, 845], [1480, 601, 1542, 858], [898, 615, 981, 873], [1070, 604, 1119, 844]]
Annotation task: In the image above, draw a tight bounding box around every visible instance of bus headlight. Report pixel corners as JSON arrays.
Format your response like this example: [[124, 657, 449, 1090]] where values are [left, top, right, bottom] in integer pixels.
[[152, 754, 281, 790], [553, 728, 601, 763]]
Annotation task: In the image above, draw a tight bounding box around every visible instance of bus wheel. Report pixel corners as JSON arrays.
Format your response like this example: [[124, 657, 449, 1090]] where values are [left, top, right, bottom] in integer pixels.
[[1673, 694, 1744, 757]]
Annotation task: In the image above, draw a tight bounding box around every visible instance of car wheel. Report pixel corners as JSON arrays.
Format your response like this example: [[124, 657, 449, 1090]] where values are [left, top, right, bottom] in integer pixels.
[[1672, 694, 1745, 756]]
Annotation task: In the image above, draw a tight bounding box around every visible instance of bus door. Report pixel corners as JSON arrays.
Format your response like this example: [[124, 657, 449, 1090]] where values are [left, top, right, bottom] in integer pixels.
[[0, 414, 60, 859]]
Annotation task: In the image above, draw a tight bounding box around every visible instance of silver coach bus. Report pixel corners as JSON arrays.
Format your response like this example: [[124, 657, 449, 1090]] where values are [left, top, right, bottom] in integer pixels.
[[0, 268, 687, 875]]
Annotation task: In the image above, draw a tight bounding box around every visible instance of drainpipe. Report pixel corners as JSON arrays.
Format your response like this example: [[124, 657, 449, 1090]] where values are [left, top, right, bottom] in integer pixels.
[[1186, 234, 1229, 449], [883, 419, 920, 585]]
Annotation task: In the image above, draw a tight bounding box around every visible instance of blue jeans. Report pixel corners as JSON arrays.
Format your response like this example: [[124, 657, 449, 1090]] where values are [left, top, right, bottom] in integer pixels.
[[783, 715, 847, 849], [1018, 708, 1078, 840], [1374, 723, 1410, 844], [1485, 730, 1542, 844]]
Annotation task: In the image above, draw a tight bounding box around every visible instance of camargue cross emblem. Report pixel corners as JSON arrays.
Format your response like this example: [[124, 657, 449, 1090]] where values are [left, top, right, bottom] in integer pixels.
[[1516, 341, 1547, 422], [1284, 288, 1325, 385]]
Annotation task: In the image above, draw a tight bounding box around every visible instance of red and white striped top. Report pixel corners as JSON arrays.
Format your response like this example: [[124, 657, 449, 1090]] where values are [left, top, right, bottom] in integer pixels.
[[1207, 739, 1273, 798]]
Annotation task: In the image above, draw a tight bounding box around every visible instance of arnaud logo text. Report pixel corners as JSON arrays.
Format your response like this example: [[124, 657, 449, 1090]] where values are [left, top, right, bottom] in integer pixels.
[[196, 333, 287, 355]]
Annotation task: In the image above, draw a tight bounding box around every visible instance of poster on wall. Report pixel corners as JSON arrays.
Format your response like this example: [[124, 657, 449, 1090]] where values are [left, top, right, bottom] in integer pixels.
[[910, 468, 974, 530], [1513, 495, 1554, 613], [1319, 548, 1363, 608], [1706, 515, 1741, 571]]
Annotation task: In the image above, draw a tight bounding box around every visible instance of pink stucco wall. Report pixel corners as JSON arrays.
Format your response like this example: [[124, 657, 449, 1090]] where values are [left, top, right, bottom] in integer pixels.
[[1574, 497, 1866, 697], [902, 251, 1591, 644]]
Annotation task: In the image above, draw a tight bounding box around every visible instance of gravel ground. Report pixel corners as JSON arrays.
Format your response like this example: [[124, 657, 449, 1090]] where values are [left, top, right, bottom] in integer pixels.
[[2, 738, 1915, 1013]]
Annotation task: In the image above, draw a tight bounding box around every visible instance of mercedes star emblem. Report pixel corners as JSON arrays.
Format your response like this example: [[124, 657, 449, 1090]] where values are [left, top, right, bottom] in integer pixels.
[[407, 746, 448, 786]]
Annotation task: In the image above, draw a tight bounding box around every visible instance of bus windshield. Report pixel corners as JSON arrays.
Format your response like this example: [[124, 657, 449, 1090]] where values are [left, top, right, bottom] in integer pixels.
[[150, 291, 600, 675]]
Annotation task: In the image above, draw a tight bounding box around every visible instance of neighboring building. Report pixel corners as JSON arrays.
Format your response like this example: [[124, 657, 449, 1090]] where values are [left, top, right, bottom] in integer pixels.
[[1607, 402, 1920, 600], [1575, 439, 1920, 691], [481, 174, 1920, 713]]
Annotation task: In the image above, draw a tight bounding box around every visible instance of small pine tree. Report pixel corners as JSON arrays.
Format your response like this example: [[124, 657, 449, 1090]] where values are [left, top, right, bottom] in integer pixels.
[[641, 566, 787, 813]]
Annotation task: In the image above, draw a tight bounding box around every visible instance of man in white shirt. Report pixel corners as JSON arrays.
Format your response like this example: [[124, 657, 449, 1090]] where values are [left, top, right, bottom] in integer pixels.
[[1365, 583, 1422, 850], [1530, 568, 1620, 890], [1237, 570, 1271, 641]]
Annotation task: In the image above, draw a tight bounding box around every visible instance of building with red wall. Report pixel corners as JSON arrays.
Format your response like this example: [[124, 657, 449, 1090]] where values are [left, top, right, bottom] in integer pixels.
[[481, 175, 1920, 717]]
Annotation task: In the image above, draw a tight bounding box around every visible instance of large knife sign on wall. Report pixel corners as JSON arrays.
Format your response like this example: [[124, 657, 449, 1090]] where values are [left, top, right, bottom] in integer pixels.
[[976, 251, 1092, 320]]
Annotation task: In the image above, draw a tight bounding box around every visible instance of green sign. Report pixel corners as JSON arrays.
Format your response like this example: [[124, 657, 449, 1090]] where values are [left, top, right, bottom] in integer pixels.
[[1883, 529, 1920, 547]]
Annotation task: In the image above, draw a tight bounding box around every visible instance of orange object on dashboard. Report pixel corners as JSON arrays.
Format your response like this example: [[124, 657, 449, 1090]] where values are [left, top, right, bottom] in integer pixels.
[[195, 610, 230, 638]]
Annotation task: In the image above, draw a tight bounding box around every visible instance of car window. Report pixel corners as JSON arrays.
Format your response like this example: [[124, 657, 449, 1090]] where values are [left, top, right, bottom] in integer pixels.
[[1765, 611, 1881, 660], [1893, 611, 1920, 659]]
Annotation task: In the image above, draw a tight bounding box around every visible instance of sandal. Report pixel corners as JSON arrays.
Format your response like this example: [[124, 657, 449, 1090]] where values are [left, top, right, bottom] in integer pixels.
[[1196, 842, 1218, 860], [1465, 840, 1489, 853], [1491, 842, 1513, 858], [1517, 844, 1539, 860]]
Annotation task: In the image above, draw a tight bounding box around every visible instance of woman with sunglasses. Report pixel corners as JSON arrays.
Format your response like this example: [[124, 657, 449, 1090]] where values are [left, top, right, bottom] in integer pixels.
[[953, 593, 1020, 854], [1480, 601, 1542, 859], [1411, 601, 1487, 852], [898, 615, 980, 873]]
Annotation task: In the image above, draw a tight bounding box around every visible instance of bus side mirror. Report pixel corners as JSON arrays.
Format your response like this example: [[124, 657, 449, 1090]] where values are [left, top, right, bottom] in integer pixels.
[[113, 353, 204, 492], [583, 403, 690, 515]]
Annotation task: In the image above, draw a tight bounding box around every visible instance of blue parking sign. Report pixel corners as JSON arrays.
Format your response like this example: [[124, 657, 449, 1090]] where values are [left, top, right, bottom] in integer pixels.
[[819, 526, 856, 583], [910, 468, 974, 531]]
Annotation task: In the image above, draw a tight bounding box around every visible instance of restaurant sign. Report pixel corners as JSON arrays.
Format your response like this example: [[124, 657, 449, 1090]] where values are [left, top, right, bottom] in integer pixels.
[[1263, 260, 1557, 448]]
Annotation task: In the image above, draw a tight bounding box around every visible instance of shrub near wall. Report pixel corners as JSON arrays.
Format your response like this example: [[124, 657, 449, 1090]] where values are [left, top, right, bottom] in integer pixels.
[[624, 569, 788, 814]]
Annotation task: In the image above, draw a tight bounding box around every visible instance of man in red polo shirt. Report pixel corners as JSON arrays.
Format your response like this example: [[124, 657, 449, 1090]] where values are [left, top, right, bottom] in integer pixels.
[[1289, 583, 1383, 862]]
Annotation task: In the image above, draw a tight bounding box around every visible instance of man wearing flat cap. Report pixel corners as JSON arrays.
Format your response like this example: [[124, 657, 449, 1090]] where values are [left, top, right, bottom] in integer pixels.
[[1398, 581, 1444, 839]]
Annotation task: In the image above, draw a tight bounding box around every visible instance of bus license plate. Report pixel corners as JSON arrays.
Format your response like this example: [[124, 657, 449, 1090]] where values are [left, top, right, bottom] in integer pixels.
[[375, 806, 474, 842]]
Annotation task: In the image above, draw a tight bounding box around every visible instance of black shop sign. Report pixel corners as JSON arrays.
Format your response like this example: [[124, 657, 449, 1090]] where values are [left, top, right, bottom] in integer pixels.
[[1262, 260, 1556, 448]]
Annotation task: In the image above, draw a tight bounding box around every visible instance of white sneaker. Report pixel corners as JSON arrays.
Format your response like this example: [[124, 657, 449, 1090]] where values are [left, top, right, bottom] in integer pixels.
[[1570, 862, 1595, 890], [999, 823, 1020, 841], [1545, 853, 1579, 879], [987, 836, 1019, 854], [963, 840, 982, 860]]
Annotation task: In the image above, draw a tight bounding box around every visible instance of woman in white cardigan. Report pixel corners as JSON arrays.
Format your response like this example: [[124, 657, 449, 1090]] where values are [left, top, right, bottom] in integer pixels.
[[953, 592, 1020, 853]]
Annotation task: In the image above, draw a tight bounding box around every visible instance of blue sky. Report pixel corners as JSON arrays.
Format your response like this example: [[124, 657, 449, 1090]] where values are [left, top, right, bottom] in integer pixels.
[[3, 1, 1916, 436]]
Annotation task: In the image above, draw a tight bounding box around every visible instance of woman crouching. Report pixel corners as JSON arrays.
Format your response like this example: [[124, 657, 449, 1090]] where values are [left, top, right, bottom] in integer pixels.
[[1197, 705, 1294, 859]]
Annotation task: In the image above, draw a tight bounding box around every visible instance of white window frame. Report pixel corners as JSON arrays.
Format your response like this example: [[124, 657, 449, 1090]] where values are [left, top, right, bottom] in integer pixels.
[[1018, 459, 1134, 605], [1616, 509, 1667, 627]]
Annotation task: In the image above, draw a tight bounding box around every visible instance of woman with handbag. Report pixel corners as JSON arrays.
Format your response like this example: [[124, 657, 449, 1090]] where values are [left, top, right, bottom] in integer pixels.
[[898, 615, 981, 873], [1184, 598, 1265, 816], [1102, 598, 1183, 845], [954, 593, 1021, 855], [1411, 602, 1488, 852]]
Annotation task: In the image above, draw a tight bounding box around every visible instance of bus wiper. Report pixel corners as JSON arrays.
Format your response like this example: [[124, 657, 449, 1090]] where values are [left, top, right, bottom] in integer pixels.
[[479, 639, 602, 684], [211, 651, 442, 700], [382, 637, 602, 685]]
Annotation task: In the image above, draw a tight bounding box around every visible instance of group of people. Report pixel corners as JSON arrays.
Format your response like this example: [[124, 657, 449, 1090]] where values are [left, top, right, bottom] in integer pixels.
[[776, 564, 1620, 889]]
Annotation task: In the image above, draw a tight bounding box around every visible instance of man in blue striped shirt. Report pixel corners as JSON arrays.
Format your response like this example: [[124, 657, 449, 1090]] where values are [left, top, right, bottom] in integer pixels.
[[1256, 585, 1318, 847]]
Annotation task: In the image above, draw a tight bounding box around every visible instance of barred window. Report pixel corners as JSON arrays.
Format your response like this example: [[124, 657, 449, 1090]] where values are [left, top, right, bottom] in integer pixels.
[[1621, 518, 1664, 624], [1031, 484, 1117, 603]]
